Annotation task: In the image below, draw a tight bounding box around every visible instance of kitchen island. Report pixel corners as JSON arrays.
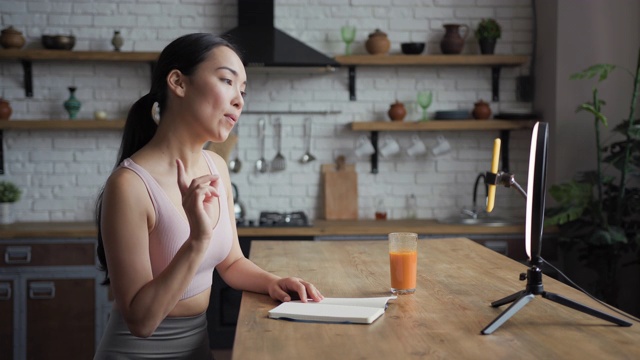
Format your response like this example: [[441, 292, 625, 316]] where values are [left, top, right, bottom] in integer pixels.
[[233, 239, 639, 359]]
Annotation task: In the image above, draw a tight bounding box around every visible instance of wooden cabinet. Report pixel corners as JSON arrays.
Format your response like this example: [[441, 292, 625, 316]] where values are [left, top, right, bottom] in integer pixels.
[[0, 239, 108, 360]]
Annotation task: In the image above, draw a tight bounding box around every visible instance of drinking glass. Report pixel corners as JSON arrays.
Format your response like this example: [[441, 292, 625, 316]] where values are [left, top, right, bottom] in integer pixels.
[[341, 26, 356, 55], [389, 232, 418, 295], [417, 91, 433, 121]]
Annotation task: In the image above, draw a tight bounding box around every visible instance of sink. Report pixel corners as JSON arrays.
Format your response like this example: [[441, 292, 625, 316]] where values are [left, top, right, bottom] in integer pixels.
[[438, 217, 523, 227]]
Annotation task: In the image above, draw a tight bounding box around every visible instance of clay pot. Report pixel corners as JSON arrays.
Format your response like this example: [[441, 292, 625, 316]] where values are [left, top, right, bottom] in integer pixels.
[[0, 26, 26, 49], [365, 29, 391, 55], [388, 101, 407, 121], [0, 98, 12, 120], [472, 100, 492, 120], [440, 24, 469, 55]]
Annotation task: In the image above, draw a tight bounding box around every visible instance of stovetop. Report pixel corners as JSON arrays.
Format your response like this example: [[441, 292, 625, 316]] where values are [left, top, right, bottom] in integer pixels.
[[237, 211, 311, 227]]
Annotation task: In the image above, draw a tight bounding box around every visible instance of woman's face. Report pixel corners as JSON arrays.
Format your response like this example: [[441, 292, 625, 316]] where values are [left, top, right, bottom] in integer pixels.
[[182, 45, 246, 142]]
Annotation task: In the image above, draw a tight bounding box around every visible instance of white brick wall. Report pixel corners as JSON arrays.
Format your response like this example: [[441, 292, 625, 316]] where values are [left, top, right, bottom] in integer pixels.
[[1, 0, 533, 222]]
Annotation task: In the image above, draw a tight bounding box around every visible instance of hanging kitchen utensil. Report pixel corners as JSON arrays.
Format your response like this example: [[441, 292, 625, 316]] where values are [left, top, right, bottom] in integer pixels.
[[271, 117, 286, 172], [228, 124, 242, 173], [232, 183, 246, 223], [255, 118, 269, 173], [300, 117, 316, 164]]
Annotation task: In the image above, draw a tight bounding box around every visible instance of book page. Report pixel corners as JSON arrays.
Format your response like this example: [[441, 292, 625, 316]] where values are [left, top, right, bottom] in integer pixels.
[[268, 296, 397, 324]]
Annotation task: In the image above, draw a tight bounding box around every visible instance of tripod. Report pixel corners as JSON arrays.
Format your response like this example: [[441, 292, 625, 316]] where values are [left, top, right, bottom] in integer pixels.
[[481, 256, 632, 335]]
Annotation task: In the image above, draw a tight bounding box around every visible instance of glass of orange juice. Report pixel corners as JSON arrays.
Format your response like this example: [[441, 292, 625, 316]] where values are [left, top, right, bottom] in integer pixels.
[[389, 232, 418, 295]]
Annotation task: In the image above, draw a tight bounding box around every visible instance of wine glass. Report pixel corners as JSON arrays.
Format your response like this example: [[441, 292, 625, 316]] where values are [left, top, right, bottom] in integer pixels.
[[417, 90, 433, 121], [340, 26, 356, 55]]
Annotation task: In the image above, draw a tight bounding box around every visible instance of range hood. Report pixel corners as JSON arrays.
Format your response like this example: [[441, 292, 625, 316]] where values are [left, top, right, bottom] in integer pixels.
[[222, 0, 339, 68]]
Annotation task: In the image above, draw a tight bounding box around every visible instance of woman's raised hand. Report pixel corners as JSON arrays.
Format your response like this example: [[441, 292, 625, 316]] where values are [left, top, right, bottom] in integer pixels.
[[176, 159, 219, 243]]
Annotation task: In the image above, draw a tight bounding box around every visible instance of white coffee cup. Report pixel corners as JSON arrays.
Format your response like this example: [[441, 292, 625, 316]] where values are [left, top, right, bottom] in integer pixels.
[[379, 134, 400, 158], [406, 134, 427, 157], [354, 135, 376, 158], [431, 135, 452, 156]]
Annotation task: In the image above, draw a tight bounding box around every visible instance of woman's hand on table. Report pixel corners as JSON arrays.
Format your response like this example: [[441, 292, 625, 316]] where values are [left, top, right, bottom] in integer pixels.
[[268, 277, 324, 303]]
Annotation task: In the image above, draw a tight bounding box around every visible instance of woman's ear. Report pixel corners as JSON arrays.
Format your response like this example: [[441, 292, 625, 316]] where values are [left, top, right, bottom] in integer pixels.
[[167, 69, 186, 97]]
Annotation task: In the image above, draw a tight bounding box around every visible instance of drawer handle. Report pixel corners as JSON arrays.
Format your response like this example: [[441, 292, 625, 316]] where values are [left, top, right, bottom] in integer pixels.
[[29, 281, 55, 300], [0, 282, 11, 300], [5, 246, 32, 264]]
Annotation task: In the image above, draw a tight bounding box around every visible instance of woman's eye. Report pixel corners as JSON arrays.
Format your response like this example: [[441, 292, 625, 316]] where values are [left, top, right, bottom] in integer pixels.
[[240, 91, 247, 98], [221, 78, 232, 85]]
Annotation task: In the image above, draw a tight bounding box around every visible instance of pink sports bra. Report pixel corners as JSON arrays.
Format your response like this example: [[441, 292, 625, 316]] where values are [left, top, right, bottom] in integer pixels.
[[119, 150, 233, 299]]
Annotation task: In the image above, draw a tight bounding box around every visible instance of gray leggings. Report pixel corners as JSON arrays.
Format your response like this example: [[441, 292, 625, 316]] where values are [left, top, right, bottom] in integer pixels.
[[94, 306, 212, 359]]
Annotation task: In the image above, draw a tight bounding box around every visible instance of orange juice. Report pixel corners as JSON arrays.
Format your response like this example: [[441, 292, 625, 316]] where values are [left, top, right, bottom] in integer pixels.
[[389, 250, 417, 293]]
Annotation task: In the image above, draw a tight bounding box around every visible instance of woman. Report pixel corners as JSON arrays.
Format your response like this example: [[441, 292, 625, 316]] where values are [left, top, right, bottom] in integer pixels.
[[94, 33, 323, 359]]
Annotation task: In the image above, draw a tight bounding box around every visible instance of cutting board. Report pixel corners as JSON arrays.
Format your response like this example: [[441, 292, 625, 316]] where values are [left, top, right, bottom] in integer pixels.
[[322, 157, 358, 220]]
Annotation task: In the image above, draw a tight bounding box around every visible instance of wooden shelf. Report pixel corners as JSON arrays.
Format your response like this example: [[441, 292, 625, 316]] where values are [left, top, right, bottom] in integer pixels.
[[335, 54, 528, 67], [351, 120, 536, 132], [0, 119, 125, 130], [352, 119, 537, 174], [0, 49, 159, 62], [0, 50, 159, 97], [334, 54, 529, 102]]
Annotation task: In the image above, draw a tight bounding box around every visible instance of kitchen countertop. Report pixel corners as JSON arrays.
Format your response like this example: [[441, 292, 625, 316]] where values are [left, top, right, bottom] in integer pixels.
[[0, 219, 529, 239]]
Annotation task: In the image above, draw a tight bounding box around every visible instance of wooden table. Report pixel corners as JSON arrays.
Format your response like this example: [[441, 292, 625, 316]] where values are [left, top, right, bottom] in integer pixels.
[[233, 238, 639, 359]]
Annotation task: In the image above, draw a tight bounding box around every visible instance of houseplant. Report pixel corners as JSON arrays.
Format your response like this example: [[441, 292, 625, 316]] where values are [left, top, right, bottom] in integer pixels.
[[545, 49, 640, 307], [0, 180, 21, 224], [474, 18, 501, 55]]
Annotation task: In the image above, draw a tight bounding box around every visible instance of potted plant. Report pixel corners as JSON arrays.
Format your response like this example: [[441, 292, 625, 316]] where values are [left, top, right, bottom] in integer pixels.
[[0, 180, 21, 224], [475, 18, 501, 55], [545, 50, 640, 308]]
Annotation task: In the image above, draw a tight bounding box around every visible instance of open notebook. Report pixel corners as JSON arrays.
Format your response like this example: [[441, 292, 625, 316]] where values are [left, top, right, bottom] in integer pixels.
[[268, 296, 397, 324]]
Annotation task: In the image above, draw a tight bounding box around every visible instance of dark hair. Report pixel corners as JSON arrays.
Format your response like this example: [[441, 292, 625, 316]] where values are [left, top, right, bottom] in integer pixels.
[[95, 33, 241, 285]]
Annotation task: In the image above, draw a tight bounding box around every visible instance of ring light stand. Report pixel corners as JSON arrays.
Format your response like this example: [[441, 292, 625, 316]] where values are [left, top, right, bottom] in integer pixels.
[[480, 122, 632, 335]]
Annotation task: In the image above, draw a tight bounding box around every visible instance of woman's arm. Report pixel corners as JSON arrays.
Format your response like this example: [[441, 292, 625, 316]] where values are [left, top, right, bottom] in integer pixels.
[[208, 151, 323, 302]]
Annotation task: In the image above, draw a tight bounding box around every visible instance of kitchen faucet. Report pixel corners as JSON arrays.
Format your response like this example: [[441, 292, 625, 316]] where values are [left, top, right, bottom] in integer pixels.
[[461, 173, 488, 219]]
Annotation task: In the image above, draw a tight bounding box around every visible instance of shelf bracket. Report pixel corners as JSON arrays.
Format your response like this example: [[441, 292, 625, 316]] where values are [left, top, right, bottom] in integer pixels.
[[491, 66, 501, 102], [0, 130, 4, 174], [348, 66, 356, 101], [500, 130, 510, 173], [21, 60, 34, 98], [370, 131, 379, 174]]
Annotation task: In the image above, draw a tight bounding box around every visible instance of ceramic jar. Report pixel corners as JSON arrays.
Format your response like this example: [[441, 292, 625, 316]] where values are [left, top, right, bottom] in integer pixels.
[[0, 98, 12, 120], [472, 100, 492, 120], [365, 29, 391, 55], [440, 24, 469, 55], [0, 26, 26, 49], [388, 101, 407, 121]]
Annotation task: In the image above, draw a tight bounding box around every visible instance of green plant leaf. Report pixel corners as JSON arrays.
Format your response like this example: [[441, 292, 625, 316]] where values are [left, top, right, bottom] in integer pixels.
[[575, 103, 608, 126], [570, 64, 617, 82]]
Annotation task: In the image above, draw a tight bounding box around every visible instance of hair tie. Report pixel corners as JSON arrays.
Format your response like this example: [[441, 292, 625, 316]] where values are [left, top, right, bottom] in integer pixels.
[[151, 102, 160, 124]]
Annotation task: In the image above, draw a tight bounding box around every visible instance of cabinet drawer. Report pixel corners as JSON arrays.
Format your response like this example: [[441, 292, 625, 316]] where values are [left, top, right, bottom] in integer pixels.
[[0, 243, 95, 267]]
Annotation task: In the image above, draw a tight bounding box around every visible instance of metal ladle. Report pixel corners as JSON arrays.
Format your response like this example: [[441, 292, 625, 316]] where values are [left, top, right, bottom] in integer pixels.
[[300, 117, 316, 163], [228, 125, 242, 173], [255, 118, 269, 173]]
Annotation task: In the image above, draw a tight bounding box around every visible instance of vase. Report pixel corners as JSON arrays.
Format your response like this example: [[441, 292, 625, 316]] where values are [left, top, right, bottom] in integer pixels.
[[0, 203, 13, 224], [440, 24, 469, 55], [0, 26, 26, 49], [388, 101, 407, 121], [472, 100, 492, 120], [479, 39, 496, 55], [365, 29, 391, 55], [63, 87, 81, 119], [111, 30, 124, 51], [0, 98, 12, 120]]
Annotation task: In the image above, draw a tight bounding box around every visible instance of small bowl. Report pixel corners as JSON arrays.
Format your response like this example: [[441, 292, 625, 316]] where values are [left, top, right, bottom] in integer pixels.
[[41, 35, 75, 50], [401, 42, 425, 55]]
